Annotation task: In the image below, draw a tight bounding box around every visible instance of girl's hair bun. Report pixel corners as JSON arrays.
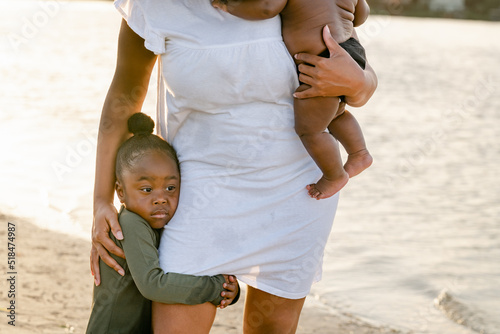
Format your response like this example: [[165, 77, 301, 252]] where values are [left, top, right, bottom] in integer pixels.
[[116, 112, 179, 179], [128, 113, 155, 136]]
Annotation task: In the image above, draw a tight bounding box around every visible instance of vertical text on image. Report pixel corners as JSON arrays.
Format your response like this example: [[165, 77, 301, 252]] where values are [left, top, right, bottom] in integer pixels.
[[6, 222, 17, 326]]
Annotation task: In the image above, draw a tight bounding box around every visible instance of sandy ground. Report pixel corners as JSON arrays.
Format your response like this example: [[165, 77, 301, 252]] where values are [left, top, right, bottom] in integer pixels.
[[0, 214, 402, 334]]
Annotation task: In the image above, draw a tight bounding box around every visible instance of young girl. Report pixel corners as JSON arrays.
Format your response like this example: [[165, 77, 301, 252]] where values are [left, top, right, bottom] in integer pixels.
[[213, 0, 374, 199], [86, 113, 239, 333]]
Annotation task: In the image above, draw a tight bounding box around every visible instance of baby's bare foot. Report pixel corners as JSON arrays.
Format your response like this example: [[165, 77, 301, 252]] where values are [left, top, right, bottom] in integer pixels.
[[211, 0, 228, 11], [344, 149, 373, 178], [306, 172, 349, 200]]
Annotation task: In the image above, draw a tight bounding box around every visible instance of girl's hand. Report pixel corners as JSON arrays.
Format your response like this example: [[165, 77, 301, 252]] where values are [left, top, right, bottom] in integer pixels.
[[90, 201, 125, 286], [294, 26, 377, 107], [219, 275, 240, 309]]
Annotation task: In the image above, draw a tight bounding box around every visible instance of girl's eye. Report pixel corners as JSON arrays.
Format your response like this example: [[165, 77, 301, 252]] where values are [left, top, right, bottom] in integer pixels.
[[166, 186, 176, 191], [142, 188, 152, 193]]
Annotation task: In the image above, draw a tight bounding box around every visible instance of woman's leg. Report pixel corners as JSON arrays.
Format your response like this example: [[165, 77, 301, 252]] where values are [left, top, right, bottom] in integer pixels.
[[243, 286, 306, 334], [152, 302, 216, 334]]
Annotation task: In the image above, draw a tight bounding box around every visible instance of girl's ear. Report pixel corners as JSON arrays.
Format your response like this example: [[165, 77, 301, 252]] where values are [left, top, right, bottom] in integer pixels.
[[115, 181, 126, 203]]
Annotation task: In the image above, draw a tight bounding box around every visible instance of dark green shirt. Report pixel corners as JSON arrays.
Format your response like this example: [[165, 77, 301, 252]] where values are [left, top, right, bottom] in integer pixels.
[[86, 207, 225, 334]]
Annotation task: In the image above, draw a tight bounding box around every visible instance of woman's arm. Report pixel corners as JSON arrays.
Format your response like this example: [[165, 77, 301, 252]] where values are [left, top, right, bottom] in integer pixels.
[[293, 26, 377, 107], [343, 60, 376, 107], [91, 19, 158, 286]]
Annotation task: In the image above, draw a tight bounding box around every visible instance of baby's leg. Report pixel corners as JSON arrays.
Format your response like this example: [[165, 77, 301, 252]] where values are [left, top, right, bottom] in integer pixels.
[[328, 110, 373, 178], [212, 0, 286, 20], [295, 85, 349, 200]]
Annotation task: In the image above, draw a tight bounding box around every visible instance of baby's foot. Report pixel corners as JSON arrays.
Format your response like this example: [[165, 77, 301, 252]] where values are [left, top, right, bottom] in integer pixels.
[[344, 149, 373, 178], [306, 172, 349, 200], [211, 0, 228, 11]]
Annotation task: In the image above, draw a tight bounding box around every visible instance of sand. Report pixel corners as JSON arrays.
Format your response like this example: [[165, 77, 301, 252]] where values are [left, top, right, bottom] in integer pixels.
[[0, 214, 403, 334]]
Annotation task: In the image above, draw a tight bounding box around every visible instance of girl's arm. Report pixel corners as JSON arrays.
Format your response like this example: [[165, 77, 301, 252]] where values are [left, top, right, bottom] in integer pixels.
[[293, 26, 377, 107], [120, 213, 238, 307], [91, 19, 158, 286]]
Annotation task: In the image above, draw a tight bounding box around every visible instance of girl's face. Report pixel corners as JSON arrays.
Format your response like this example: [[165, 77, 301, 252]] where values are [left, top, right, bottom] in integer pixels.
[[116, 150, 180, 229]]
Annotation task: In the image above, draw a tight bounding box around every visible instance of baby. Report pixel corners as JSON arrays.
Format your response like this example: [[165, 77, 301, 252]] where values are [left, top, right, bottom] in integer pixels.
[[86, 113, 239, 333], [213, 0, 374, 199]]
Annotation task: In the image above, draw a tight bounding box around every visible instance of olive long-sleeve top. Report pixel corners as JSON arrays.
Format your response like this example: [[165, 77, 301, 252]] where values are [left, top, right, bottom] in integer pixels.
[[86, 207, 226, 334]]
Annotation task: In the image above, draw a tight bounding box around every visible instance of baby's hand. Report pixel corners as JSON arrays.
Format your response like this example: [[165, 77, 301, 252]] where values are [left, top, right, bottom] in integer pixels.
[[212, 0, 228, 12], [219, 274, 239, 309]]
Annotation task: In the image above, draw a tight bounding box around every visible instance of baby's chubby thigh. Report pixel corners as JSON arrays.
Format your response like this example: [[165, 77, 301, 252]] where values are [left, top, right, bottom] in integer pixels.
[[282, 23, 327, 57], [294, 91, 340, 136], [281, 2, 334, 56]]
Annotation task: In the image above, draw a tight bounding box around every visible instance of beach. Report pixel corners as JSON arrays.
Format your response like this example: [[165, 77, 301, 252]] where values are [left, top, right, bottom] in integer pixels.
[[1, 0, 499, 333]]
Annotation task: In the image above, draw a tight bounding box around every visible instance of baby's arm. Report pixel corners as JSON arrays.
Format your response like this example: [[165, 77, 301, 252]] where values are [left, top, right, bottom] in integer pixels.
[[353, 0, 370, 27], [212, 0, 287, 20], [120, 215, 237, 307]]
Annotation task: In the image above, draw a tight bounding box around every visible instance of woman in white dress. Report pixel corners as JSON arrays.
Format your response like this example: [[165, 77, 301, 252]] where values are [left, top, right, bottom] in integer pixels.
[[91, 0, 377, 332]]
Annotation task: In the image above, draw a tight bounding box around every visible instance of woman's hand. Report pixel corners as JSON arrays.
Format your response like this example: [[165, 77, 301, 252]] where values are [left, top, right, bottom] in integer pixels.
[[219, 275, 240, 309], [294, 25, 377, 107], [90, 201, 125, 286]]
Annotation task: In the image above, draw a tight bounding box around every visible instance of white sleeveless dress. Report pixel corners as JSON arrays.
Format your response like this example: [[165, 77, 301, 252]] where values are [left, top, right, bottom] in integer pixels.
[[115, 0, 339, 299]]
